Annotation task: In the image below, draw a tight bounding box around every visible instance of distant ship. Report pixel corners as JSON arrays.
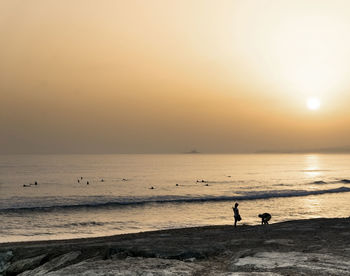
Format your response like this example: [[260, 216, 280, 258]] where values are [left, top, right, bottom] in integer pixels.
[[185, 149, 200, 154]]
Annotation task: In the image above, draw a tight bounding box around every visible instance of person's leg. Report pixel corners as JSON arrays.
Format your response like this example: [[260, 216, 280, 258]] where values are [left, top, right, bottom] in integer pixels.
[[234, 217, 237, 227]]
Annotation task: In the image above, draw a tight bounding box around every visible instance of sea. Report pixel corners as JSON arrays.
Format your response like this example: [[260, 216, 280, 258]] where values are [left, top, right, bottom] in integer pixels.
[[1, 154, 350, 243]]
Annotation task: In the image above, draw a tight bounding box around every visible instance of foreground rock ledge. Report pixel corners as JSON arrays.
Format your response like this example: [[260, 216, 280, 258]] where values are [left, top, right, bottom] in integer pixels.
[[1, 218, 350, 275]]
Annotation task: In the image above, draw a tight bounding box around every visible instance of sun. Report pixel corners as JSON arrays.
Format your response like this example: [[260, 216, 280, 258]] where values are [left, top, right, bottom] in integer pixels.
[[307, 97, 321, 110]]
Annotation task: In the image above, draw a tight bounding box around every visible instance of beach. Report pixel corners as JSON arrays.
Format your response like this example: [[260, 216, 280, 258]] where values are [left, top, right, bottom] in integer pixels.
[[1, 217, 350, 275], [1, 154, 350, 275], [3, 1, 350, 275], [2, 154, 350, 243]]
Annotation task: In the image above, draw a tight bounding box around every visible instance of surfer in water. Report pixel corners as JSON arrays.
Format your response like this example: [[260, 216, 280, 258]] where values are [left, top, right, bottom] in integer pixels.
[[232, 202, 241, 227]]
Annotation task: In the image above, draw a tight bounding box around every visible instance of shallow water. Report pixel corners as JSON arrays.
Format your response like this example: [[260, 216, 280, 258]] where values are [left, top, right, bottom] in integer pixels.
[[1, 154, 350, 242]]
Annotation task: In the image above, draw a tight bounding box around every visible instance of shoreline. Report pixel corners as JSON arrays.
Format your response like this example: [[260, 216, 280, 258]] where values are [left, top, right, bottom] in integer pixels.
[[1, 217, 350, 275]]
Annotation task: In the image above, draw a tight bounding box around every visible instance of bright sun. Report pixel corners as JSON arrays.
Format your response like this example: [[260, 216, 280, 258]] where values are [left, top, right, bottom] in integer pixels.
[[232, 2, 350, 111], [307, 97, 321, 110]]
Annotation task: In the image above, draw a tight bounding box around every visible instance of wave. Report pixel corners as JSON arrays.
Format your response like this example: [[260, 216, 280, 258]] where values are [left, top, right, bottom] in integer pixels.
[[311, 179, 350, 185], [59, 221, 106, 228], [301, 169, 332, 172], [1, 187, 350, 212], [312, 180, 328, 184], [204, 180, 246, 184]]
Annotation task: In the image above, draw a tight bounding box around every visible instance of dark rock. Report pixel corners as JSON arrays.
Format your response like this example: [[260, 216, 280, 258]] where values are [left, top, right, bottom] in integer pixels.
[[19, 251, 81, 275], [0, 251, 13, 274], [5, 254, 46, 275]]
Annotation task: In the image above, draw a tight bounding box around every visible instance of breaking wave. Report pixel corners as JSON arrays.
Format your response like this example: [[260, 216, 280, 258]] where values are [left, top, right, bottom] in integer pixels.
[[311, 179, 350, 185], [1, 186, 350, 212]]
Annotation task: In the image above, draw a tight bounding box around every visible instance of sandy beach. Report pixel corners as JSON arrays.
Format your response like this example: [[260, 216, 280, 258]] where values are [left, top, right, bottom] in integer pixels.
[[1, 217, 350, 275]]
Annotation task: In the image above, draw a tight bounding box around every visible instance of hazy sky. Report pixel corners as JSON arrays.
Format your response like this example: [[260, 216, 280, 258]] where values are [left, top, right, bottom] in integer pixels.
[[2, 0, 350, 153]]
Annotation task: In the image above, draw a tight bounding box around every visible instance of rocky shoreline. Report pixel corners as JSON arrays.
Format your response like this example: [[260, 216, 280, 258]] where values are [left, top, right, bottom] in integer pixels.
[[1, 218, 350, 275]]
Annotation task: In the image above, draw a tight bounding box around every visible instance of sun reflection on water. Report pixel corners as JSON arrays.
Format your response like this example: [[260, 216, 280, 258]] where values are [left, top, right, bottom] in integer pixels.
[[303, 155, 322, 178]]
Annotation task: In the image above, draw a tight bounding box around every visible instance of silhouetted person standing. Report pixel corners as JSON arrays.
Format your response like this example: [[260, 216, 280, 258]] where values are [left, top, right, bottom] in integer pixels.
[[232, 202, 241, 227]]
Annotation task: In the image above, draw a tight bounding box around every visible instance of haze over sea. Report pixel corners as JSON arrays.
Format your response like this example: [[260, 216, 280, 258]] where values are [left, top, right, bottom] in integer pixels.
[[1, 154, 350, 243]]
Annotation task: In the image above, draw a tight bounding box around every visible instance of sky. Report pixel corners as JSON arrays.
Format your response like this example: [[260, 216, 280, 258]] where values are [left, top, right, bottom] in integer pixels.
[[1, 0, 350, 154]]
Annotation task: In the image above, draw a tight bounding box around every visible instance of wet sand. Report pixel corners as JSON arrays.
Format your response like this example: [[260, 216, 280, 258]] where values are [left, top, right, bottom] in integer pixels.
[[1, 218, 350, 275]]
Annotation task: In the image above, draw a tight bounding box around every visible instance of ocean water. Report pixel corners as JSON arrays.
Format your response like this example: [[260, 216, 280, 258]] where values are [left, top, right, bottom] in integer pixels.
[[1, 154, 350, 243]]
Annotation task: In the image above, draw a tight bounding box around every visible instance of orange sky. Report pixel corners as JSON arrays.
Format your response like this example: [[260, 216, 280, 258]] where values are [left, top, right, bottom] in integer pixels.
[[1, 0, 350, 153]]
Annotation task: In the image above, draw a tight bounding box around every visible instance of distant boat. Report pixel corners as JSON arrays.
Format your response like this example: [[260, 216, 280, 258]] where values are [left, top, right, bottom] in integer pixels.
[[185, 149, 200, 154]]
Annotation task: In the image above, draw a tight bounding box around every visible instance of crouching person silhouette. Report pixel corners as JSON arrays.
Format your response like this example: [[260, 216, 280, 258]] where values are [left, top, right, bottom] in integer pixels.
[[258, 213, 271, 225]]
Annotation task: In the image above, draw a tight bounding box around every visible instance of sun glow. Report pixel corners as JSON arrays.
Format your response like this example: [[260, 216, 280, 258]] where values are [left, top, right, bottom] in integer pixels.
[[232, 1, 350, 108], [307, 98, 321, 111]]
